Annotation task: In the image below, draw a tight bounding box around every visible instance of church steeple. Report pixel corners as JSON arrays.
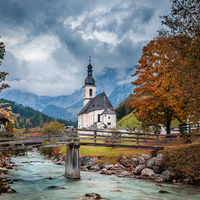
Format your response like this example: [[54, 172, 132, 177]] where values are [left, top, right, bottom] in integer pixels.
[[85, 56, 95, 85], [83, 56, 96, 107]]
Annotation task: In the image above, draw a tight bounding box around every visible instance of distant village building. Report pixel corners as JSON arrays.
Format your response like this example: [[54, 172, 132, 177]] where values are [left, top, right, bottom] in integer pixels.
[[78, 57, 116, 129], [0, 116, 9, 131]]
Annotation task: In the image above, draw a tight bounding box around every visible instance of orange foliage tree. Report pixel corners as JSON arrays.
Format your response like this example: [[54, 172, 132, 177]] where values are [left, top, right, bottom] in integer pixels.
[[131, 0, 200, 134], [131, 36, 189, 134], [159, 0, 200, 121]]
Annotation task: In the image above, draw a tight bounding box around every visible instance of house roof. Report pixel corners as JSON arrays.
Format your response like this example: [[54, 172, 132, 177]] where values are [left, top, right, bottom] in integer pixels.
[[78, 92, 115, 115], [0, 116, 9, 122]]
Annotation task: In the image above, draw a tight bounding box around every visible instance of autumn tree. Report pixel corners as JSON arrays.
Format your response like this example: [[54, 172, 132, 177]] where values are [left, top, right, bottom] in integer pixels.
[[131, 0, 200, 133], [131, 37, 188, 134], [159, 0, 200, 120]]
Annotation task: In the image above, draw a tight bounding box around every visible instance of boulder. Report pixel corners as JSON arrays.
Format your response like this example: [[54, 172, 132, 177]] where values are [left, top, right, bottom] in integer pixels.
[[137, 156, 145, 165], [46, 186, 65, 190], [80, 157, 91, 166], [161, 169, 174, 182], [114, 164, 125, 169], [106, 170, 115, 175], [131, 158, 139, 166], [104, 164, 114, 170], [155, 154, 164, 167], [100, 168, 107, 174], [117, 171, 133, 178], [90, 165, 100, 171], [149, 173, 159, 180], [0, 168, 8, 174], [153, 166, 161, 174], [146, 157, 156, 169], [56, 160, 62, 165], [119, 159, 131, 167], [155, 177, 165, 183], [141, 154, 150, 160], [183, 177, 193, 184], [141, 168, 155, 177], [85, 192, 102, 199], [134, 165, 146, 175]]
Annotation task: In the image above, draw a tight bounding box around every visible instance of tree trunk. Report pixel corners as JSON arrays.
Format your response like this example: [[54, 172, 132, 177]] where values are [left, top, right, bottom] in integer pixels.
[[166, 119, 171, 134]]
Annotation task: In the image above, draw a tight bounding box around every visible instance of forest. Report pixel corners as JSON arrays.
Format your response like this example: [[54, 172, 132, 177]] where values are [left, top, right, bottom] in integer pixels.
[[0, 98, 77, 130]]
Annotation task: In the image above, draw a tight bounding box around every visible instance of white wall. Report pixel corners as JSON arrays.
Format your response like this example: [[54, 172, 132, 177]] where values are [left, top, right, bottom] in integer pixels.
[[102, 114, 116, 128], [83, 85, 96, 107]]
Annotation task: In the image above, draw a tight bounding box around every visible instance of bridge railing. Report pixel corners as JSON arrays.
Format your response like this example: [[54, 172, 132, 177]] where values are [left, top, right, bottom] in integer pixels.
[[0, 128, 187, 151]]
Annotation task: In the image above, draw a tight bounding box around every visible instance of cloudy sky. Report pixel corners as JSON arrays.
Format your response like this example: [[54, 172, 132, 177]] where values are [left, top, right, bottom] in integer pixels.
[[0, 0, 171, 97]]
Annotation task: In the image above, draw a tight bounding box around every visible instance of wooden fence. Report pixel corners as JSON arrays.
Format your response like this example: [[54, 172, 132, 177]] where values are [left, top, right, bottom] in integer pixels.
[[1, 127, 199, 151]]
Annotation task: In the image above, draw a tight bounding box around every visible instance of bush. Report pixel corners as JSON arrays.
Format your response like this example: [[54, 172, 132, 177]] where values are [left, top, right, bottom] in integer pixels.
[[162, 143, 200, 184]]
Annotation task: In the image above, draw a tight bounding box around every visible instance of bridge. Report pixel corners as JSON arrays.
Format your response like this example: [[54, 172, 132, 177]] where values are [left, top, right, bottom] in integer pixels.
[[0, 128, 173, 179]]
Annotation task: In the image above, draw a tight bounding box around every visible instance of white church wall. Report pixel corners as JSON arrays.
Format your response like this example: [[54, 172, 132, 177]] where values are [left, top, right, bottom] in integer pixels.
[[102, 114, 116, 128], [83, 85, 96, 107]]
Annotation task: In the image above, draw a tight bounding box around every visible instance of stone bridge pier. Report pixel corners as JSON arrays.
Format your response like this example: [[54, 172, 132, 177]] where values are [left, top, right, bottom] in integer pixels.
[[65, 143, 80, 179]]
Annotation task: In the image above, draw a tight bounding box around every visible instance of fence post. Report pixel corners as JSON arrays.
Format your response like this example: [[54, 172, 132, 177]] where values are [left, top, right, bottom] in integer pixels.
[[71, 128, 74, 143], [156, 134, 158, 147], [136, 134, 139, 146], [94, 130, 97, 143], [48, 130, 50, 144], [22, 132, 25, 146]]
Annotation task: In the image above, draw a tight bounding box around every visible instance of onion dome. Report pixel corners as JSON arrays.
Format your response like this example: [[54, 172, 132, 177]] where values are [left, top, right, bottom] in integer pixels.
[[85, 56, 95, 85]]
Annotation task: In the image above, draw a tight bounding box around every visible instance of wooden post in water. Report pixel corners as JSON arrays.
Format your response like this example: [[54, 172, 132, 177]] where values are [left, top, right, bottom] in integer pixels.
[[65, 143, 80, 179]]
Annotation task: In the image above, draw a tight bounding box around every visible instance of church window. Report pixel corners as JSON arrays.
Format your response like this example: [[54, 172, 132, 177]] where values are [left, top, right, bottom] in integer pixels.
[[107, 122, 111, 125], [108, 117, 110, 119], [89, 89, 93, 96], [98, 114, 100, 122]]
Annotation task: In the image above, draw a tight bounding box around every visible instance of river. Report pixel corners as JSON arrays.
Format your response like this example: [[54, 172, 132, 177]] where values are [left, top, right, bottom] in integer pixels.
[[1, 149, 200, 200]]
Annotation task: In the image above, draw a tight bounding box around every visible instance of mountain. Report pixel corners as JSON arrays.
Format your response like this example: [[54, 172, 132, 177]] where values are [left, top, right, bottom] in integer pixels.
[[0, 68, 135, 121]]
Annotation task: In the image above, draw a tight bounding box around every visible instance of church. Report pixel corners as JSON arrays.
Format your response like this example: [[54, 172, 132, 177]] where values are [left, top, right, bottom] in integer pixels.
[[78, 57, 116, 129]]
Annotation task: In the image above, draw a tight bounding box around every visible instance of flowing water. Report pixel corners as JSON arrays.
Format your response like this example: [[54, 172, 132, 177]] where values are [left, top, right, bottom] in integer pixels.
[[1, 149, 200, 200]]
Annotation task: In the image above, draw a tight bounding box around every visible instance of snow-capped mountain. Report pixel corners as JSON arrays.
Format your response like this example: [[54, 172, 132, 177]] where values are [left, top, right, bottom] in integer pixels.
[[0, 68, 135, 121]]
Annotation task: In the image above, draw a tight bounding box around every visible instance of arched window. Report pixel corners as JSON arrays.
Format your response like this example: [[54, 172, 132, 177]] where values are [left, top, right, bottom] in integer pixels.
[[89, 89, 93, 96]]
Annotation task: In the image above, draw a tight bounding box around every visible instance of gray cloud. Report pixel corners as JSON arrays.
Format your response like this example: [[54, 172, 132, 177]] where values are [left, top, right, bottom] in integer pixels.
[[0, 0, 171, 96], [1, 51, 30, 81]]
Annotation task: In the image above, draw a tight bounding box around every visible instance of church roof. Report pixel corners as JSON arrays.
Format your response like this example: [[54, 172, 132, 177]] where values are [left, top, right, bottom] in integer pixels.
[[78, 92, 114, 115], [101, 108, 116, 115]]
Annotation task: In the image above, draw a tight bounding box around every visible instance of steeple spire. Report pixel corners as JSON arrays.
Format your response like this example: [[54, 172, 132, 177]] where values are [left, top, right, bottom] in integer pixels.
[[85, 56, 95, 85], [89, 56, 91, 64]]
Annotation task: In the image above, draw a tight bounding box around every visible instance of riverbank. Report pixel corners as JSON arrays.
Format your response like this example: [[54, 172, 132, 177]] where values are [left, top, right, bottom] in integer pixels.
[[44, 143, 200, 186], [1, 149, 200, 200], [0, 152, 18, 194]]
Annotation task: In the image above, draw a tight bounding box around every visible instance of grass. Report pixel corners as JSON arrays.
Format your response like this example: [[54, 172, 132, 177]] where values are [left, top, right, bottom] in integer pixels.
[[60, 143, 152, 165], [117, 112, 140, 129], [117, 112, 182, 129]]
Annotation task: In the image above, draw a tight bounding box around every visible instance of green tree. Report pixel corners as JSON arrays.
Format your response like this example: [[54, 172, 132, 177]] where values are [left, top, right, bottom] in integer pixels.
[[43, 121, 64, 134], [0, 38, 9, 92]]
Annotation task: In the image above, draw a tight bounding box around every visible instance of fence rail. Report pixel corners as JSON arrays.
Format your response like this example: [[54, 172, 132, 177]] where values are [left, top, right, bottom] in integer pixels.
[[2, 127, 199, 151]]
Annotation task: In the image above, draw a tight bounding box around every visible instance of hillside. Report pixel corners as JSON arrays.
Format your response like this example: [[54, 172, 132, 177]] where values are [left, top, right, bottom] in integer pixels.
[[0, 98, 77, 130], [116, 94, 181, 130]]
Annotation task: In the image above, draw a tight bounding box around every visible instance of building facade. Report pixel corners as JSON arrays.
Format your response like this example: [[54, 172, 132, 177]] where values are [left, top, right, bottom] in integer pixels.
[[78, 58, 116, 129]]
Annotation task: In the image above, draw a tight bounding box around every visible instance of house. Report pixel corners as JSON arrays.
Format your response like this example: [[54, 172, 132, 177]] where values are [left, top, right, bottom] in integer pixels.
[[78, 57, 116, 129], [0, 116, 9, 131]]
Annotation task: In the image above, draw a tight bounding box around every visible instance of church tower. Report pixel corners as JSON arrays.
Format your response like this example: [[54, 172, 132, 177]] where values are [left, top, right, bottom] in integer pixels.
[[83, 56, 96, 107]]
